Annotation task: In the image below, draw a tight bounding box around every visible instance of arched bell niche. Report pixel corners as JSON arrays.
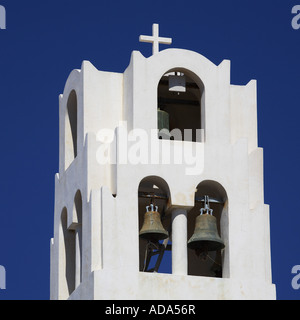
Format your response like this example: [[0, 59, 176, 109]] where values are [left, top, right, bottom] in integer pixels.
[[138, 176, 172, 274], [157, 68, 204, 142], [65, 90, 78, 169], [60, 207, 75, 298], [187, 180, 228, 278]]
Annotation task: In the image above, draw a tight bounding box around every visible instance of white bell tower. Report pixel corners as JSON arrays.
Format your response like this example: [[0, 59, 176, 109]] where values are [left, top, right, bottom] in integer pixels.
[[50, 24, 276, 300]]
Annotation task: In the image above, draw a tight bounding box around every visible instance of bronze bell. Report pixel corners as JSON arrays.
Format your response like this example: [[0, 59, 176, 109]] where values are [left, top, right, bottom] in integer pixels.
[[158, 108, 171, 139], [139, 204, 169, 241], [188, 196, 225, 252]]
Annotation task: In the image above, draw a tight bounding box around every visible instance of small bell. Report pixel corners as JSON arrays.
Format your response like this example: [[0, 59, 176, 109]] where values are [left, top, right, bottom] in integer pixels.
[[158, 108, 171, 139], [139, 204, 169, 241], [188, 196, 225, 252], [169, 72, 186, 93]]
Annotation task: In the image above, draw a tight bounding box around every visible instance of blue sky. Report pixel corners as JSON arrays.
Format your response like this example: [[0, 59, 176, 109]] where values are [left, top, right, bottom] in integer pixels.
[[0, 0, 300, 300]]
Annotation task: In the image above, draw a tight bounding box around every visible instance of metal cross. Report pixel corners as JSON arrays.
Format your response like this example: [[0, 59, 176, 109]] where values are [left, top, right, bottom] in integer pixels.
[[139, 23, 172, 55]]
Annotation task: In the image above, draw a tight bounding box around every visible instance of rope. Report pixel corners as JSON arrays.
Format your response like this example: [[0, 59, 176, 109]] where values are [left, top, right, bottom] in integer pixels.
[[206, 253, 222, 266]]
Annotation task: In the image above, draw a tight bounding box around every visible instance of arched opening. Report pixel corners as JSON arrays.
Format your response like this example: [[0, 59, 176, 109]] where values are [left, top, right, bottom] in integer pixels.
[[60, 207, 75, 297], [73, 190, 83, 225], [157, 69, 204, 142], [71, 190, 83, 288], [138, 176, 172, 274], [65, 90, 78, 169], [187, 180, 228, 278]]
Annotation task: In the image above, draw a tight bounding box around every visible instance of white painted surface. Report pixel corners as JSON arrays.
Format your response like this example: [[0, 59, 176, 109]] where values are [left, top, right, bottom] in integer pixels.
[[172, 209, 188, 275]]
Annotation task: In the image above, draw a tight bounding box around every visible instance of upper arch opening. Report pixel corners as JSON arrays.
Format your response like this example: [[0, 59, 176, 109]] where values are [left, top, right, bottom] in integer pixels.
[[157, 68, 204, 142]]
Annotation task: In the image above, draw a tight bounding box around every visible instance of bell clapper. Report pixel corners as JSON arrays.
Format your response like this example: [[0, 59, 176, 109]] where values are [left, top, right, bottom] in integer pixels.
[[195, 249, 208, 260]]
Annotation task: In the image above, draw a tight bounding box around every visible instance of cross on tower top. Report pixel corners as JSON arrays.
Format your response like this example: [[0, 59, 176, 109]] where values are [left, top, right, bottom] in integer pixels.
[[139, 23, 172, 55]]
